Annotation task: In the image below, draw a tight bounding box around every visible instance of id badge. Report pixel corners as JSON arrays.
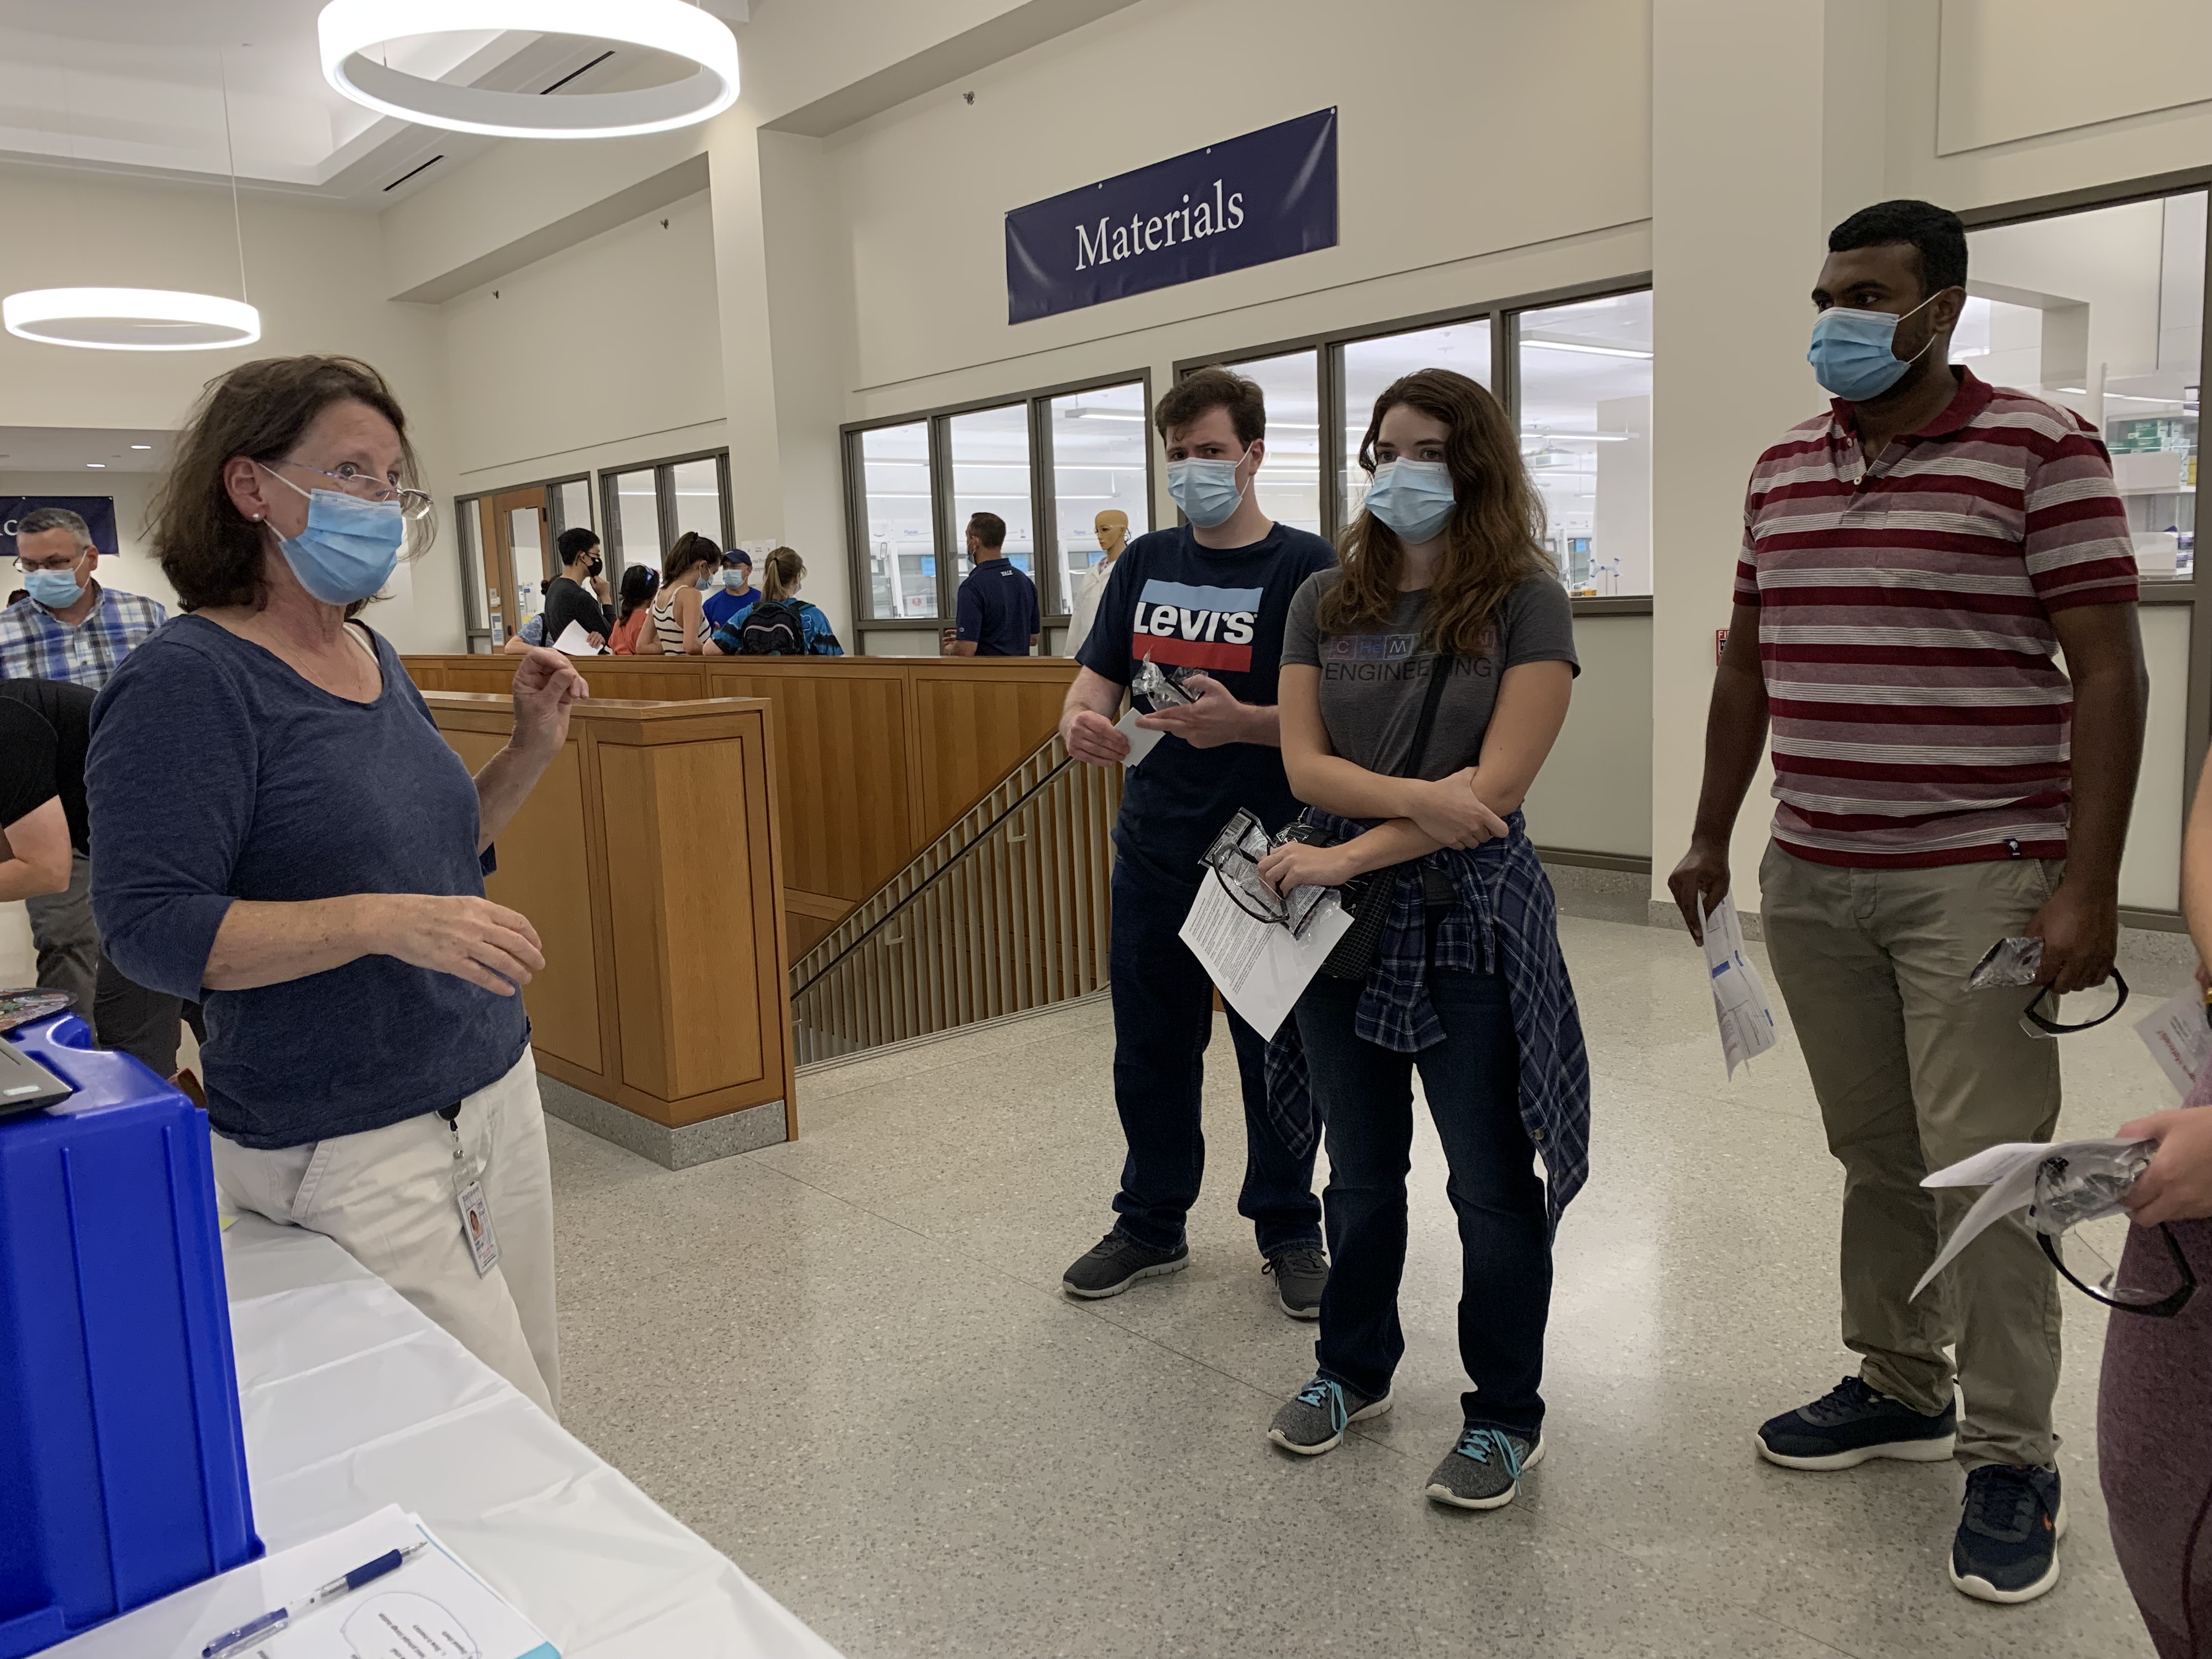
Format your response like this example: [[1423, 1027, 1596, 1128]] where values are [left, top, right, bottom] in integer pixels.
[[456, 1179, 501, 1277]]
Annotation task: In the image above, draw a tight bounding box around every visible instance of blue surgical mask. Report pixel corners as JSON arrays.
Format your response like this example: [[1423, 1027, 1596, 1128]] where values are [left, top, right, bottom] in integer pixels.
[[259, 465, 404, 606], [1363, 459, 1458, 543], [1168, 456, 1248, 529], [1807, 292, 1942, 401], [721, 567, 748, 590], [24, 569, 83, 608]]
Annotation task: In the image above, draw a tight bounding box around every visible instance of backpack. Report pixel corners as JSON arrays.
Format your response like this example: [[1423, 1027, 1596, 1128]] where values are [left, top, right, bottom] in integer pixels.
[[734, 598, 805, 656]]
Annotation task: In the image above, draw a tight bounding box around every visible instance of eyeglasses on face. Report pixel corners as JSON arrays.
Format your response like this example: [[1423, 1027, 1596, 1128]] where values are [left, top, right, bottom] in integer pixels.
[[270, 457, 434, 522]]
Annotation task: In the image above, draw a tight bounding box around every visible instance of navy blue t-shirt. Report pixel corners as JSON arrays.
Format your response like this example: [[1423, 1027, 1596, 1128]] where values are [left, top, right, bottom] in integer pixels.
[[955, 559, 1040, 656], [86, 617, 531, 1149], [1076, 521, 1336, 872]]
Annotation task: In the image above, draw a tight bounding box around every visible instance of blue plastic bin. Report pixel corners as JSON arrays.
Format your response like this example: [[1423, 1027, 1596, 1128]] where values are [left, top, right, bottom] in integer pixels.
[[0, 1013, 261, 1656]]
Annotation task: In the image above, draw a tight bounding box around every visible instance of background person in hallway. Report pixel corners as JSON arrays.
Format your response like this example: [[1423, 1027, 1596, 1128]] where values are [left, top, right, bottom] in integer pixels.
[[1667, 199, 2145, 1606], [86, 354, 585, 1418], [1056, 365, 1336, 1317], [0, 675, 184, 1074], [711, 545, 843, 656], [645, 530, 721, 655], [943, 512, 1039, 657], [703, 548, 758, 630], [1257, 369, 1585, 1514], [540, 527, 612, 649], [610, 563, 659, 654], [1, 506, 169, 1036], [2096, 741, 2212, 1659], [1065, 509, 1128, 657]]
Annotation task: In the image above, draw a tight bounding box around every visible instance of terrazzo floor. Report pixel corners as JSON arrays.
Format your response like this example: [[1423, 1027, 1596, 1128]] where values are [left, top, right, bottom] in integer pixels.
[[547, 911, 2176, 1657]]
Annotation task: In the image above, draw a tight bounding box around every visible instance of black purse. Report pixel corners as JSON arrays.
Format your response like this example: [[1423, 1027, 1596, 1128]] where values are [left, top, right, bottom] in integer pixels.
[[1307, 652, 1457, 981]]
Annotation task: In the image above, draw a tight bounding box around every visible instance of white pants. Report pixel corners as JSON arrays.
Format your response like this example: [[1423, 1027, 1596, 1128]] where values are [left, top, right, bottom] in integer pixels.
[[212, 1049, 561, 1418]]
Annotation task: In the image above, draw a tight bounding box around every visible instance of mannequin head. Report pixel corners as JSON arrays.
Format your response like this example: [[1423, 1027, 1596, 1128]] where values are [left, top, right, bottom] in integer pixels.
[[1094, 509, 1129, 562]]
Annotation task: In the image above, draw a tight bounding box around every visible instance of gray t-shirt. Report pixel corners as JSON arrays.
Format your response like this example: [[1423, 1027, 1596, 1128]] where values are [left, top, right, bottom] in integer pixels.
[[1281, 570, 1578, 779]]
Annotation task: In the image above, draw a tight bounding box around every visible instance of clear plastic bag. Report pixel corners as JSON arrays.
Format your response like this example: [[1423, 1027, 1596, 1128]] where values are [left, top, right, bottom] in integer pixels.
[[1968, 936, 2044, 990], [1200, 809, 1334, 938], [1131, 657, 1199, 711], [2026, 1140, 2154, 1235]]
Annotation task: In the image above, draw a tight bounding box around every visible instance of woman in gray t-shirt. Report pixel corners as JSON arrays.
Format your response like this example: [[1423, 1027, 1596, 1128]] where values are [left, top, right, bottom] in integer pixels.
[[1254, 368, 1589, 1513]]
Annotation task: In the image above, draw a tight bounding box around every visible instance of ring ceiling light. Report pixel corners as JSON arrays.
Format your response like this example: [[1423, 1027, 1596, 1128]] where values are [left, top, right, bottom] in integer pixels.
[[318, 0, 741, 139], [2, 289, 262, 352]]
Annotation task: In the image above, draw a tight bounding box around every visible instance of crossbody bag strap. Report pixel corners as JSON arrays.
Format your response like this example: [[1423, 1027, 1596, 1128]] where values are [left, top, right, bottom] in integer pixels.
[[1396, 651, 1457, 779]]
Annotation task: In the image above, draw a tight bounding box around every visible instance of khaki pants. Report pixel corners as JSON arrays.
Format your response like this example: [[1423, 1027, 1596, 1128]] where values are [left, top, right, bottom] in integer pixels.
[[1759, 843, 2064, 1470], [25, 850, 98, 1018], [212, 1049, 561, 1418]]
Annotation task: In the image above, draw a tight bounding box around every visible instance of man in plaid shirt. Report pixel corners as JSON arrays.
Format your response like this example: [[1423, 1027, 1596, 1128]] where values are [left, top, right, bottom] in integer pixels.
[[2, 505, 168, 1032]]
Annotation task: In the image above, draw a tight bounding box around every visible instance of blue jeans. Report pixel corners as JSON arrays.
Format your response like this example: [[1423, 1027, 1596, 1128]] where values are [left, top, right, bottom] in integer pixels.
[[1296, 965, 1551, 1435], [1106, 847, 1323, 1256]]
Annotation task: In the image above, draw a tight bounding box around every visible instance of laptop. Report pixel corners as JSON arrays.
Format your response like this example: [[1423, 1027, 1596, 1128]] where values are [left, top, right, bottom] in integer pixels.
[[0, 1036, 72, 1116]]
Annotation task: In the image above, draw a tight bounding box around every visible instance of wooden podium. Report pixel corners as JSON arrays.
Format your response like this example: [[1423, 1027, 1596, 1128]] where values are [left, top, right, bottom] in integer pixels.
[[422, 691, 794, 1167]]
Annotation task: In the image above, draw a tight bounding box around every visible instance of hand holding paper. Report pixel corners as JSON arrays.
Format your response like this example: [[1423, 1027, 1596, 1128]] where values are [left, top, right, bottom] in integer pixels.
[[1698, 895, 1776, 1076], [550, 619, 600, 657]]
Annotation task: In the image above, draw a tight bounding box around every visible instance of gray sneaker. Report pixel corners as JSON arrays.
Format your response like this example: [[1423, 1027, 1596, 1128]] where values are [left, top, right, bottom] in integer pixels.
[[1267, 1374, 1392, 1456], [1061, 1231, 1188, 1300], [1263, 1246, 1329, 1320], [1425, 1425, 1544, 1509]]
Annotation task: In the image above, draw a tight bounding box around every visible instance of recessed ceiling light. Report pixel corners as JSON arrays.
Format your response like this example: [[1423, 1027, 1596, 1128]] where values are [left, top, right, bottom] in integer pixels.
[[130, 443, 153, 450], [318, 0, 740, 139], [86, 462, 106, 469]]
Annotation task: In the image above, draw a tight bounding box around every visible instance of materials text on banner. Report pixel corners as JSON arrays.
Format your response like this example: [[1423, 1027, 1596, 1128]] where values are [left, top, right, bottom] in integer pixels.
[[1004, 109, 1339, 323]]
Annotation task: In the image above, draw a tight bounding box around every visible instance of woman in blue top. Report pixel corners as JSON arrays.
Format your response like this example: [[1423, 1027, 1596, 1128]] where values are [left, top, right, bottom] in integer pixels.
[[1256, 368, 1588, 1510], [87, 355, 585, 1417]]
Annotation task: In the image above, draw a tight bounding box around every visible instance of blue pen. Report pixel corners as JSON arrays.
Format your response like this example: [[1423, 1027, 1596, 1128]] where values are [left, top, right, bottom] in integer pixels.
[[202, 1541, 428, 1658]]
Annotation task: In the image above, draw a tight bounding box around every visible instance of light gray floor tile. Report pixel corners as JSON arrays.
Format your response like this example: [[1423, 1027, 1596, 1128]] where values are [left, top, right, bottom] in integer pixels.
[[546, 913, 2162, 1659]]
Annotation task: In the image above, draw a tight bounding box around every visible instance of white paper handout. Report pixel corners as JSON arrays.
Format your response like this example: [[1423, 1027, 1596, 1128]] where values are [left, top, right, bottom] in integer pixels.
[[1115, 707, 1164, 769], [550, 618, 599, 656], [1699, 895, 1777, 1076], [2136, 989, 2212, 1097], [1910, 1137, 2149, 1300], [45, 1505, 557, 1659], [1179, 871, 1353, 1040]]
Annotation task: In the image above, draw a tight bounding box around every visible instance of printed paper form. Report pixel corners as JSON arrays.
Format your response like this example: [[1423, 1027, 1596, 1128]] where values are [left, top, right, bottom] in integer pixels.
[[1911, 1138, 2149, 1300], [550, 619, 600, 657], [2136, 988, 2212, 1097], [1179, 872, 1353, 1041], [1699, 895, 1777, 1076]]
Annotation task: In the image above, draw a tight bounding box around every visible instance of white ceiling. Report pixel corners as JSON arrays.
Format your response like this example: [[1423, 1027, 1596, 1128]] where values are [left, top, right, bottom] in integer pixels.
[[0, 2, 753, 204], [0, 427, 175, 472]]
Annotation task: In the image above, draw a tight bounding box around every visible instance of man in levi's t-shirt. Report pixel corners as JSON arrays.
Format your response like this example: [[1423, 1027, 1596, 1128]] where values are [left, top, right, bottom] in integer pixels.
[[1056, 365, 1336, 1317]]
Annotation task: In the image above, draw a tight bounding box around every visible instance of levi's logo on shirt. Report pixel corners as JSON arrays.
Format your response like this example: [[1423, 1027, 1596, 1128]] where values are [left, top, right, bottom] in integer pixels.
[[1128, 578, 1262, 672]]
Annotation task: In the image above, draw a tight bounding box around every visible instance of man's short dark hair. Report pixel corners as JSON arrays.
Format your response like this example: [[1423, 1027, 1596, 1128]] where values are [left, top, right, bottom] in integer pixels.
[[556, 526, 600, 563], [1828, 200, 1968, 298], [967, 512, 1006, 550], [1155, 365, 1266, 446], [16, 506, 92, 546]]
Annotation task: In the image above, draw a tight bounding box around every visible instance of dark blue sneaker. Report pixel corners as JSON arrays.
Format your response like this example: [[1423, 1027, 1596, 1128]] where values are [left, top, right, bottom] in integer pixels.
[[1756, 1375, 1956, 1470], [1950, 1464, 2066, 1604]]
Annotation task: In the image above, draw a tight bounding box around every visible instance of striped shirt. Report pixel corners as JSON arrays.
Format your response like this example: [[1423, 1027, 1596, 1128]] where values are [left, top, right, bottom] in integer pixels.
[[1736, 369, 2137, 868], [0, 583, 168, 691]]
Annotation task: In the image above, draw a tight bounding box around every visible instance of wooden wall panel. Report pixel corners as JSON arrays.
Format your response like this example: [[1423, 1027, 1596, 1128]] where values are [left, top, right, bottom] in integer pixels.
[[437, 729, 602, 1074], [911, 675, 1073, 840]]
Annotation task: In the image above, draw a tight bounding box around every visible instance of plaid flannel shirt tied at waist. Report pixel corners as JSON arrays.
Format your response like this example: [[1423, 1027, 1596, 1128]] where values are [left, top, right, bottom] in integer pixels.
[[1262, 809, 1591, 1228]]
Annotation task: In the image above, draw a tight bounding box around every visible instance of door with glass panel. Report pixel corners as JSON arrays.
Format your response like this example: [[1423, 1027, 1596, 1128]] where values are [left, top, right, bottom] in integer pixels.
[[489, 485, 551, 641]]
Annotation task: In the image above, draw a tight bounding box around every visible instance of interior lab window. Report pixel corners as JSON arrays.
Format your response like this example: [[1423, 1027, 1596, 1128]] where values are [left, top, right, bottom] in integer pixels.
[[860, 422, 938, 620], [1956, 190, 2203, 578], [1222, 351, 1322, 537], [1515, 290, 1653, 597], [550, 478, 592, 541], [1049, 382, 1152, 616], [669, 458, 724, 544], [1339, 319, 1492, 529], [611, 469, 662, 578], [947, 405, 1036, 586]]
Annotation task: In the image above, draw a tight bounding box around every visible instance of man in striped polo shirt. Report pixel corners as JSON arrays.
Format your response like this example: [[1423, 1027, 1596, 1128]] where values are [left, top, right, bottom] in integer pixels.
[[1671, 200, 2146, 1605]]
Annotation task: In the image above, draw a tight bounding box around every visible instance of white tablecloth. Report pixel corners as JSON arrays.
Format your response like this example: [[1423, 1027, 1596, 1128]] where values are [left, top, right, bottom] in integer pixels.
[[222, 1215, 840, 1659]]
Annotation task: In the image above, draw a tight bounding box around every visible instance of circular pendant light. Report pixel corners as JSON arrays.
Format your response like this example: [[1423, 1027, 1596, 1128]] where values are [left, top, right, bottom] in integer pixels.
[[318, 0, 741, 139], [3, 288, 262, 352]]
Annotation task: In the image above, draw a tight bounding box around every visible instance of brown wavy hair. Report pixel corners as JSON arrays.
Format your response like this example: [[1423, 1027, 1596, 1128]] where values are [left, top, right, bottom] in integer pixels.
[[148, 356, 425, 613], [661, 530, 721, 584], [1317, 369, 1548, 653]]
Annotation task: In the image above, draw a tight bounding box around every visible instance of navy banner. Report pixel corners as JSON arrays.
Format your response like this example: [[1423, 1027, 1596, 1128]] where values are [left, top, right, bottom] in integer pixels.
[[1005, 109, 1338, 324], [1, 496, 119, 558]]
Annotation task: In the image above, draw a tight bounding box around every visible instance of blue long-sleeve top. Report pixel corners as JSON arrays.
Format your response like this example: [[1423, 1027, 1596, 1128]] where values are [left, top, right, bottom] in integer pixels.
[[86, 616, 529, 1149]]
